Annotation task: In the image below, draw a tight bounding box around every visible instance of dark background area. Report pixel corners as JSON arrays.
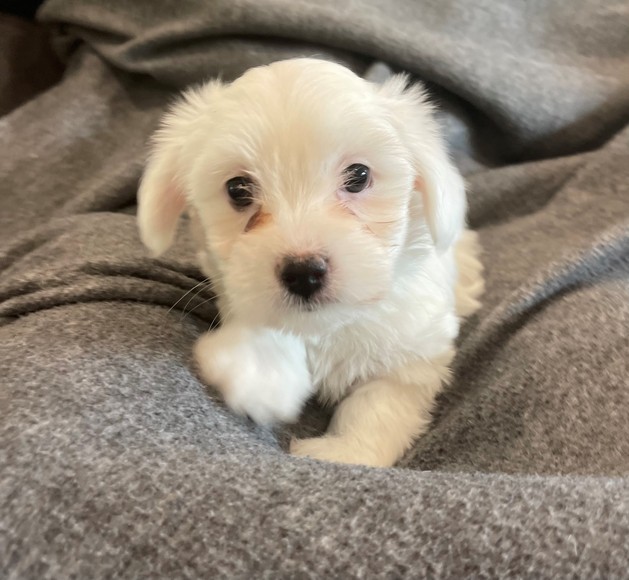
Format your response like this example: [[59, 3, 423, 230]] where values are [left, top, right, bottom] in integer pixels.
[[0, 0, 64, 116], [0, 0, 45, 19]]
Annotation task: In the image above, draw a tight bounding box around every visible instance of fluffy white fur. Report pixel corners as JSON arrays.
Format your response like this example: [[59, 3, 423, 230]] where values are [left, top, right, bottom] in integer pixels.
[[137, 58, 484, 468]]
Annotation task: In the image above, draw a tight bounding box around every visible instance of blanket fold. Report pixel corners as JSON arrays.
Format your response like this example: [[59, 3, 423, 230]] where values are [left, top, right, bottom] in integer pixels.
[[2, 0, 629, 576]]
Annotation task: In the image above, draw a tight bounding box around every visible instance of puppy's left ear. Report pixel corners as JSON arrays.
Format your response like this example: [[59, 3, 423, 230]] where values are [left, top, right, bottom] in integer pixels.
[[138, 82, 221, 256], [378, 76, 466, 252]]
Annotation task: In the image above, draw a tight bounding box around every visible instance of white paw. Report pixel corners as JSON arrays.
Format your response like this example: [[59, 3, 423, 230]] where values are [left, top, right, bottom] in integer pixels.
[[290, 436, 390, 467], [194, 325, 313, 426]]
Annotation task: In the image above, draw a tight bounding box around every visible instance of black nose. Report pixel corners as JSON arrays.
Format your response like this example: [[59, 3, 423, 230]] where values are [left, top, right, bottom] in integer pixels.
[[279, 256, 328, 301]]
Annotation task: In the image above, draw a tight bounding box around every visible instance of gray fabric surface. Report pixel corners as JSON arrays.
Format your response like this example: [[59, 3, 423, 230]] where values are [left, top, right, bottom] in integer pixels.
[[2, 0, 629, 576]]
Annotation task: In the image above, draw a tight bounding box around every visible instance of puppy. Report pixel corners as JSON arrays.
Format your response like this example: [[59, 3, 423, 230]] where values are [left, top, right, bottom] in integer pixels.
[[137, 58, 484, 467]]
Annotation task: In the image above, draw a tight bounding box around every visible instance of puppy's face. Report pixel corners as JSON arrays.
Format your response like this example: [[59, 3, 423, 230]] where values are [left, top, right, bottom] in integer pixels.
[[138, 59, 465, 333]]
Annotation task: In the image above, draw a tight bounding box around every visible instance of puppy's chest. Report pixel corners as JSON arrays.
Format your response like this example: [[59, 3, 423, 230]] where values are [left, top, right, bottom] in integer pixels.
[[304, 290, 459, 402], [305, 324, 420, 403]]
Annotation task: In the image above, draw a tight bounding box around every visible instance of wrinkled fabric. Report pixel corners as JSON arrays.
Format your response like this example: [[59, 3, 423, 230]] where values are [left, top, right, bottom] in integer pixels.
[[2, 0, 629, 576]]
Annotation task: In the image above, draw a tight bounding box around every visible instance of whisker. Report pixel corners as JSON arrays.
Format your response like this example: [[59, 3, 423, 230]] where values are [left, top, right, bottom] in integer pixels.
[[181, 280, 214, 318], [168, 278, 211, 314], [206, 308, 223, 331], [183, 295, 218, 319]]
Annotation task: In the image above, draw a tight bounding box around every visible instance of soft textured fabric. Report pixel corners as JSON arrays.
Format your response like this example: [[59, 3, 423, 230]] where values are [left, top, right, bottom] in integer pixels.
[[2, 0, 629, 577]]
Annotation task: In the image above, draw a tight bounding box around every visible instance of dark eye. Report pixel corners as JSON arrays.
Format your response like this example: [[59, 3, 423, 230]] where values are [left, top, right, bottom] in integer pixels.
[[343, 163, 371, 193], [225, 176, 255, 209]]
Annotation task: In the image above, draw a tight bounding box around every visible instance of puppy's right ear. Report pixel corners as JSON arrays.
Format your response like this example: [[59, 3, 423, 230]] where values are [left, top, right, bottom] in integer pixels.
[[138, 82, 221, 256]]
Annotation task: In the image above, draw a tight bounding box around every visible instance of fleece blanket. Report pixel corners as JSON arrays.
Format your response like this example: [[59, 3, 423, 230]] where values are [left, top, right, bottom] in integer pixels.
[[2, 0, 629, 577]]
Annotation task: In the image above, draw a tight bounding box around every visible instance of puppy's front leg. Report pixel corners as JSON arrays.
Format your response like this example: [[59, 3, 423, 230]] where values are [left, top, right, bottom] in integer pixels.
[[194, 325, 314, 426], [291, 357, 450, 467]]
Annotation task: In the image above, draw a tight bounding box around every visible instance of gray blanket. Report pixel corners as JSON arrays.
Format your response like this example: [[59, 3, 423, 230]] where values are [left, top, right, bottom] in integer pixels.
[[2, 0, 629, 577]]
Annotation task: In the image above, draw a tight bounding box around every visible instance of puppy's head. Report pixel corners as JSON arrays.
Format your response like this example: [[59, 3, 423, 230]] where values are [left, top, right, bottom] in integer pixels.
[[138, 59, 465, 332]]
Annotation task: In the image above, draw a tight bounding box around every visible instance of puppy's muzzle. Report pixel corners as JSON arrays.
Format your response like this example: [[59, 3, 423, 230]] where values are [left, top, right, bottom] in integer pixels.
[[278, 255, 328, 302]]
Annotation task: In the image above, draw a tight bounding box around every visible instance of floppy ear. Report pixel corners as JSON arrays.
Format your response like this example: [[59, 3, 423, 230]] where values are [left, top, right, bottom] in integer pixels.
[[137, 82, 221, 257], [379, 75, 466, 252]]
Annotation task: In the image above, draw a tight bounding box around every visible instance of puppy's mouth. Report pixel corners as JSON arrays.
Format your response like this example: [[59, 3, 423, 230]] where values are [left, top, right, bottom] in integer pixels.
[[283, 292, 334, 313]]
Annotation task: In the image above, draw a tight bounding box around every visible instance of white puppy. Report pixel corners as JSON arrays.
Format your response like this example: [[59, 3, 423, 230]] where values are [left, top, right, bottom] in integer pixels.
[[137, 58, 483, 467]]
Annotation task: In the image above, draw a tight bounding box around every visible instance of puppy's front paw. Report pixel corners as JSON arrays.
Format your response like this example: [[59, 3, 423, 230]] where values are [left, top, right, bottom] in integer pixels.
[[290, 436, 389, 467], [194, 325, 313, 426]]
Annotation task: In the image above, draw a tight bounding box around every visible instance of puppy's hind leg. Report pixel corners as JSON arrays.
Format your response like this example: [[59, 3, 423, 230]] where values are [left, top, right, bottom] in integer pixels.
[[291, 356, 451, 468], [454, 229, 484, 318]]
